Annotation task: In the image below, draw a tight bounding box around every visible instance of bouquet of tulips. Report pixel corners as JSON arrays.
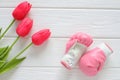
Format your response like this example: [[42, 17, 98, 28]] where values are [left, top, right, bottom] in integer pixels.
[[0, 1, 51, 74]]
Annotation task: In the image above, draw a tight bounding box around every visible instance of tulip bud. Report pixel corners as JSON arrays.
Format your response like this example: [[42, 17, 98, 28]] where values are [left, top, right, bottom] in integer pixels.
[[16, 17, 33, 37], [32, 29, 51, 45], [12, 1, 32, 20], [79, 43, 113, 76]]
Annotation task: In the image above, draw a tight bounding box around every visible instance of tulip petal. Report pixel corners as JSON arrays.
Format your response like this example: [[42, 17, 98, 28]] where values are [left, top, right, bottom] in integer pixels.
[[32, 29, 51, 45], [16, 17, 33, 37], [12, 1, 32, 20]]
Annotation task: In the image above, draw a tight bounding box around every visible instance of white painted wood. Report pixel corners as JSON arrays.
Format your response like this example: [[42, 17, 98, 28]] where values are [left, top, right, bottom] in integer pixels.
[[0, 8, 120, 38], [0, 0, 120, 9], [0, 0, 120, 79], [0, 67, 120, 80], [0, 38, 119, 68]]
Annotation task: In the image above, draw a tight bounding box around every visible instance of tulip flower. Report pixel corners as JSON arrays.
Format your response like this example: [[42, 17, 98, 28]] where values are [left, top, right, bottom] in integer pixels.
[[16, 17, 33, 37], [0, 17, 33, 57], [9, 17, 33, 50], [14, 29, 51, 58], [0, 18, 33, 74], [12, 1, 32, 20], [32, 29, 51, 45], [0, 1, 32, 40], [0, 29, 51, 74]]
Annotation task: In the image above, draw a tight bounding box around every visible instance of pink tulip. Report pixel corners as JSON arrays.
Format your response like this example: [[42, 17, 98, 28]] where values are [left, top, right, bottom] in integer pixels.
[[32, 29, 51, 45], [12, 1, 32, 20], [79, 43, 113, 76], [16, 17, 33, 37], [0, 1, 32, 40]]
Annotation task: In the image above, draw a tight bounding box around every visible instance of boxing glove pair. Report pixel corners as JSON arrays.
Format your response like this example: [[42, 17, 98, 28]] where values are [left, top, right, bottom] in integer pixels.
[[61, 32, 113, 76]]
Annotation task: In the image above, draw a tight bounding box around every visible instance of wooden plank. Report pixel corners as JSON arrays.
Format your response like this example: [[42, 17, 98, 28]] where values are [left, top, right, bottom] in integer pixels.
[[0, 0, 119, 80], [0, 67, 120, 80], [0, 38, 119, 67], [0, 0, 120, 9], [0, 8, 120, 38]]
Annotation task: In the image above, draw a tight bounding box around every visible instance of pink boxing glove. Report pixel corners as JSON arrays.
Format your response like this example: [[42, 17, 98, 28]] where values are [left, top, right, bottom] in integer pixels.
[[79, 43, 113, 76], [61, 32, 93, 70]]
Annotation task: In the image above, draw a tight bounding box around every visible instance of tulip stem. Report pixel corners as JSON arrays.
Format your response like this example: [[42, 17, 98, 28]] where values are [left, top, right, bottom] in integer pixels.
[[0, 19, 15, 40], [14, 42, 33, 58], [10, 36, 20, 49]]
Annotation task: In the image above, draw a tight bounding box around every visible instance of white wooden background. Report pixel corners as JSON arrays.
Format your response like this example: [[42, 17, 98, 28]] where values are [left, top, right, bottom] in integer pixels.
[[0, 0, 120, 80]]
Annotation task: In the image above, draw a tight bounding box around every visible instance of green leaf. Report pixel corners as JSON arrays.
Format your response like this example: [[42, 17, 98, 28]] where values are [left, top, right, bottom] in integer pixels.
[[2, 48, 11, 61], [0, 57, 26, 74], [0, 46, 9, 56], [0, 28, 2, 35], [0, 46, 11, 61], [0, 60, 6, 68], [0, 46, 10, 70]]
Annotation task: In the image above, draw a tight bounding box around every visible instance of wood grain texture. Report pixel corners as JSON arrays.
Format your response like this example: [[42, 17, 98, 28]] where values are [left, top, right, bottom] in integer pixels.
[[0, 67, 120, 80], [0, 0, 120, 80], [0, 38, 119, 68], [0, 0, 120, 9], [0, 8, 120, 38]]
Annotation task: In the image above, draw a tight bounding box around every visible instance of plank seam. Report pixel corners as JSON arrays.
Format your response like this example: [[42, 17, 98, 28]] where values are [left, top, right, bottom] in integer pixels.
[[0, 7, 120, 10]]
